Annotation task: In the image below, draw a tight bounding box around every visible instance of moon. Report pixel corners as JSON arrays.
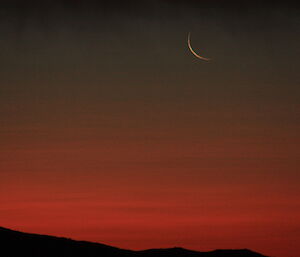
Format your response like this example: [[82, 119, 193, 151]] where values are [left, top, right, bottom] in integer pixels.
[[187, 32, 211, 61]]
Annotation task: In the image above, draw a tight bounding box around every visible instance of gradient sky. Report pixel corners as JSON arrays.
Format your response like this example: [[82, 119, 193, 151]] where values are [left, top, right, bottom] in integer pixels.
[[0, 1, 300, 257]]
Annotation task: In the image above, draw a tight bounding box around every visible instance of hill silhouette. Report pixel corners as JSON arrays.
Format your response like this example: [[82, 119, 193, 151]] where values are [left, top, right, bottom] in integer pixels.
[[0, 226, 269, 257]]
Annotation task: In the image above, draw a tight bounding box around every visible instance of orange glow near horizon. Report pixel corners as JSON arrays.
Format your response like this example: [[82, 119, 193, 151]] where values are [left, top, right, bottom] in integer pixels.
[[1, 2, 300, 257], [1, 118, 299, 257]]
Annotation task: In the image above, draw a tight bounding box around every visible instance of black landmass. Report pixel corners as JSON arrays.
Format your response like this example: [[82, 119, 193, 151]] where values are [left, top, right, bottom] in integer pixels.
[[0, 226, 269, 257]]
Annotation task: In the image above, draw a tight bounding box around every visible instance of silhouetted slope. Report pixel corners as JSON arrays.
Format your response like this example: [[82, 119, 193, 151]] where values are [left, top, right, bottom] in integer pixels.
[[0, 226, 269, 257], [140, 247, 268, 257], [0, 226, 133, 257]]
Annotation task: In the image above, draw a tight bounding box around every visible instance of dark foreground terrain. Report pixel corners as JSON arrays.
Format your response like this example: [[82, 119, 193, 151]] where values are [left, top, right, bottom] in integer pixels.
[[0, 226, 269, 257]]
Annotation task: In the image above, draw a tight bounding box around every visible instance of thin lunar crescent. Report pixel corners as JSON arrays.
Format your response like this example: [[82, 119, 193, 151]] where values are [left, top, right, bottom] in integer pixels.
[[187, 32, 210, 61]]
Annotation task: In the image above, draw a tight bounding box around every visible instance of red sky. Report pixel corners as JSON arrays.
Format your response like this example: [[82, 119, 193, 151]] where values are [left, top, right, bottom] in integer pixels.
[[0, 2, 299, 257]]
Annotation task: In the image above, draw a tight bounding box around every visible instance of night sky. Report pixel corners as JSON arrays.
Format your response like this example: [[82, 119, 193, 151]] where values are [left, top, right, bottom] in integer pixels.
[[0, 1, 299, 257]]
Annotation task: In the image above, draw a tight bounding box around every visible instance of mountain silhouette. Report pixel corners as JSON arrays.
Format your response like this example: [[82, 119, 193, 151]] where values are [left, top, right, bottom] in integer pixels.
[[0, 226, 269, 257]]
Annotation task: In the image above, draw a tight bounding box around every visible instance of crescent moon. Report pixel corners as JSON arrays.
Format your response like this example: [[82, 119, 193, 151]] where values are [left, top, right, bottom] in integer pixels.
[[187, 32, 211, 61]]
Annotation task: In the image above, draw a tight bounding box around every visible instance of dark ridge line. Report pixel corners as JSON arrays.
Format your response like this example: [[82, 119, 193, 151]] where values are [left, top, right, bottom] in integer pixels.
[[0, 226, 269, 257]]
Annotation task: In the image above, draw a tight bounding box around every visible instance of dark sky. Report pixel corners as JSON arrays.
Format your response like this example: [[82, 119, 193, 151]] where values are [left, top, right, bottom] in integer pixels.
[[0, 1, 299, 257]]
